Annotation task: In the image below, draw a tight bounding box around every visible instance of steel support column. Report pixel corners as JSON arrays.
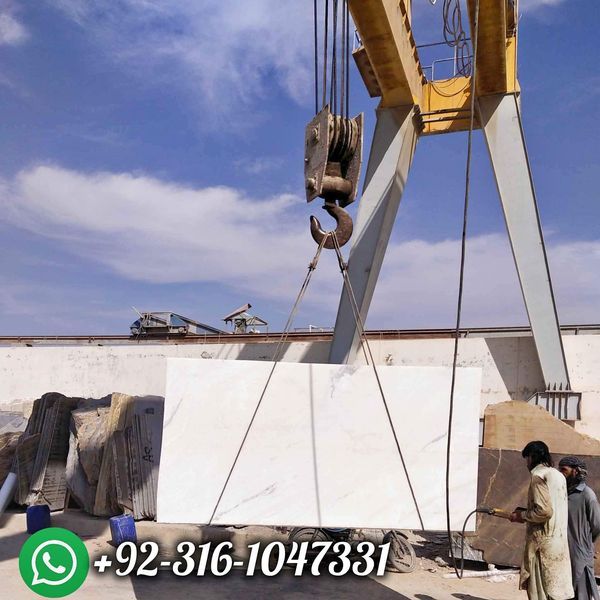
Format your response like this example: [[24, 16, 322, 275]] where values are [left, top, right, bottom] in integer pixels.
[[479, 93, 570, 388], [329, 106, 418, 364]]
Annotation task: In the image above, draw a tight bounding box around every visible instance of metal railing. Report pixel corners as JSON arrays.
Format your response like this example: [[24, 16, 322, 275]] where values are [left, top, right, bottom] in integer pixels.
[[528, 389, 582, 421]]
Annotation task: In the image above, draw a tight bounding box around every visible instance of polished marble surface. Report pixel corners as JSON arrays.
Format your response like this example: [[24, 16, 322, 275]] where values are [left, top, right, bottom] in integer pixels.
[[157, 359, 481, 530]]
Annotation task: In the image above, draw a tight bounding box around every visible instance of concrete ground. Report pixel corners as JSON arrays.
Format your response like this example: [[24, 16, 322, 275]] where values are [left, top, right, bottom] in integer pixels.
[[0, 509, 527, 599]]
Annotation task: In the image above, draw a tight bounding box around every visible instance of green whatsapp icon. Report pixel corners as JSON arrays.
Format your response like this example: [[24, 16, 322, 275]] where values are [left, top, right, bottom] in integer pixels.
[[19, 527, 89, 597]]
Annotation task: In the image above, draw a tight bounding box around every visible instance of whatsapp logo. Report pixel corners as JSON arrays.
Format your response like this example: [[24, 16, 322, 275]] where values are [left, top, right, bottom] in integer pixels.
[[19, 527, 89, 597]]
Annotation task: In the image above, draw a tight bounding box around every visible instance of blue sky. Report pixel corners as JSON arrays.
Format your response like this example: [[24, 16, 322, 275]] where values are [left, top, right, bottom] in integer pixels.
[[0, 0, 598, 335]]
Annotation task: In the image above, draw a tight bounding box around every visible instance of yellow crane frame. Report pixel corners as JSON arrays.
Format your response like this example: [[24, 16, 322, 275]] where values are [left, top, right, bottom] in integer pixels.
[[351, 0, 518, 134]]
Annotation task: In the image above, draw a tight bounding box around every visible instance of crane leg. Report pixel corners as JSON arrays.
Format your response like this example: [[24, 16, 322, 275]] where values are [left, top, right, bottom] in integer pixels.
[[479, 93, 570, 389], [328, 106, 418, 364]]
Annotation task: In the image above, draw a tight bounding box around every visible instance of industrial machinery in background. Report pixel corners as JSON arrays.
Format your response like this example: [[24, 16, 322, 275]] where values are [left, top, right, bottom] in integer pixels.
[[222, 303, 269, 334], [130, 309, 227, 338]]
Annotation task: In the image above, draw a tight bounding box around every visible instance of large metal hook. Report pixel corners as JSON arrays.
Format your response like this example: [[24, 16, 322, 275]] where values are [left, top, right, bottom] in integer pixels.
[[310, 202, 353, 249]]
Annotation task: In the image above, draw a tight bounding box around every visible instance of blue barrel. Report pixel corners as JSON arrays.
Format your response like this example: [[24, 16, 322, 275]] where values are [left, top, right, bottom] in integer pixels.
[[26, 505, 51, 534], [109, 515, 137, 545]]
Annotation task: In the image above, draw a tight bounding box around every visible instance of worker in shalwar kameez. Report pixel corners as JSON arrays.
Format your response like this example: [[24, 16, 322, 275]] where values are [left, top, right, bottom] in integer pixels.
[[510, 441, 574, 600], [558, 456, 600, 600]]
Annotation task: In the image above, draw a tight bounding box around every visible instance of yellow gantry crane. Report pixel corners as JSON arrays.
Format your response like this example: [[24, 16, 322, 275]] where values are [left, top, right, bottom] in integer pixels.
[[314, 0, 578, 418]]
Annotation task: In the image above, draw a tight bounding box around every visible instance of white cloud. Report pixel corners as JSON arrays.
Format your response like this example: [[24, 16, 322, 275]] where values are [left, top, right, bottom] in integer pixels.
[[0, 10, 28, 45], [369, 234, 600, 328], [47, 1, 570, 128], [519, 0, 566, 10], [2, 164, 315, 300], [2, 164, 599, 329], [234, 156, 284, 175], [50, 1, 314, 128]]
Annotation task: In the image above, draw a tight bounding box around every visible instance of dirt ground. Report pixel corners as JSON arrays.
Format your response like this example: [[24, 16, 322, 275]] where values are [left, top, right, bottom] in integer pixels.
[[0, 509, 527, 599]]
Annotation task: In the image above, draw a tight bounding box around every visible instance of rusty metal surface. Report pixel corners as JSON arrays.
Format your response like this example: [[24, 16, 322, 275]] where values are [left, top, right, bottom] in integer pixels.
[[342, 112, 363, 208], [304, 106, 363, 208], [320, 164, 353, 200], [353, 46, 382, 98], [304, 108, 330, 203], [309, 202, 354, 249]]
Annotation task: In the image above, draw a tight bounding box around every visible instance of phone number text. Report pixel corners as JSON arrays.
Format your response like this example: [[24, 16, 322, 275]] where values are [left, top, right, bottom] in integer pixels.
[[92, 540, 391, 577]]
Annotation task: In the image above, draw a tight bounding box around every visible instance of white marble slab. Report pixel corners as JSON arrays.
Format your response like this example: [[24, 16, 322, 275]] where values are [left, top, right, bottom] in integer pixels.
[[157, 359, 481, 530]]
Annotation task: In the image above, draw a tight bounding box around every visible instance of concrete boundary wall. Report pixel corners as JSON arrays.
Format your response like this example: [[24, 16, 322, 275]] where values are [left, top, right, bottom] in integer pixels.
[[0, 334, 599, 437]]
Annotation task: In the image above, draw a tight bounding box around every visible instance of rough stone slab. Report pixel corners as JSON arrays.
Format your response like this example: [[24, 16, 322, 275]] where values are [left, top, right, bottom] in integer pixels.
[[470, 448, 600, 571], [0, 432, 22, 486], [0, 412, 27, 435], [14, 433, 41, 504], [129, 411, 163, 520], [93, 393, 164, 518], [25, 393, 80, 510], [66, 402, 111, 513], [483, 401, 600, 454], [94, 392, 135, 515]]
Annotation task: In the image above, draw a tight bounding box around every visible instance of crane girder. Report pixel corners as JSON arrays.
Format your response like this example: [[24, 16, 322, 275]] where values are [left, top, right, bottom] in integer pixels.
[[466, 0, 518, 96], [349, 0, 425, 108], [349, 0, 519, 135]]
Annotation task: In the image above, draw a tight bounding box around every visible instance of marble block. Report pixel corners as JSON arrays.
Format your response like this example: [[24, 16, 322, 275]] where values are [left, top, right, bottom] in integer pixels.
[[156, 359, 481, 530]]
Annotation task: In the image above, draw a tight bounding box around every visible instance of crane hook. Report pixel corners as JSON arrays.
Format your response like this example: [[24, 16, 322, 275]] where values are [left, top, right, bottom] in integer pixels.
[[309, 202, 353, 249]]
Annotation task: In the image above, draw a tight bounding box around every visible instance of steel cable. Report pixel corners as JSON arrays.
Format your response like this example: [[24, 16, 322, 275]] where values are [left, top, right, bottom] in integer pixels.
[[331, 233, 425, 531], [340, 0, 345, 117], [314, 0, 351, 116], [322, 0, 329, 110], [445, 0, 480, 579], [330, 0, 338, 112], [442, 0, 472, 76], [208, 237, 328, 525], [314, 0, 319, 114], [345, 0, 350, 118]]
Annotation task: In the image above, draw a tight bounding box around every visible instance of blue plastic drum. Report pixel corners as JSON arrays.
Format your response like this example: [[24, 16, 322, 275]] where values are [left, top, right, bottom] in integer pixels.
[[26, 505, 51, 534], [109, 514, 137, 545]]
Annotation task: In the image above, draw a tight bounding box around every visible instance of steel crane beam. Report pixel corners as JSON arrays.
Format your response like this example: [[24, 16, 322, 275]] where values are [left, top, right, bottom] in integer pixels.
[[329, 106, 418, 364]]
